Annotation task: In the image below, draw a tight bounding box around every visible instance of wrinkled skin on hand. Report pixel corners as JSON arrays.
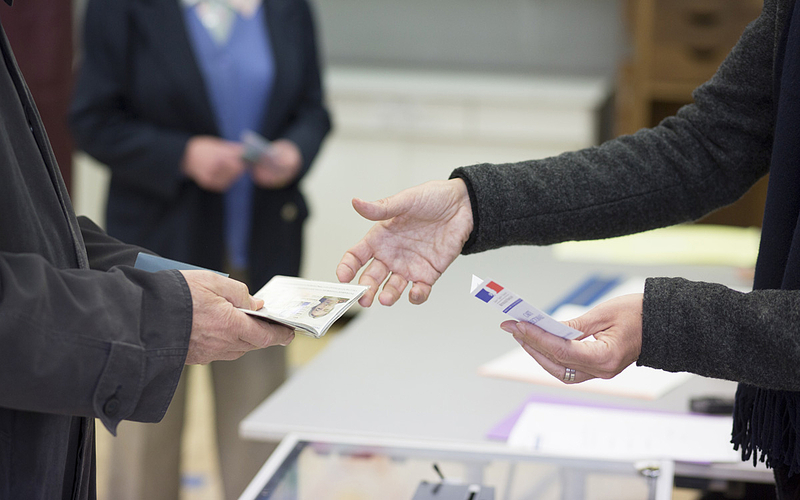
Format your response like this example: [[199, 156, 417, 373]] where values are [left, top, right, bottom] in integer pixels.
[[501, 294, 644, 384], [180, 270, 295, 365], [336, 179, 474, 307]]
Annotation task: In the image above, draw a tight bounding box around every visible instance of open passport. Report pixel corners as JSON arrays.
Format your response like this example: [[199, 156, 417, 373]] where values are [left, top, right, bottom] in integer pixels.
[[240, 276, 369, 338], [132, 254, 366, 338]]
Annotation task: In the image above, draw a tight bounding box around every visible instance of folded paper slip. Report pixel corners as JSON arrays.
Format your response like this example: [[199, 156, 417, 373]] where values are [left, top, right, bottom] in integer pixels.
[[470, 275, 583, 340]]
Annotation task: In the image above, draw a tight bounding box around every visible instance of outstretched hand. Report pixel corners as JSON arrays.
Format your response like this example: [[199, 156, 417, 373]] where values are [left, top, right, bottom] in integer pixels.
[[501, 294, 644, 384], [336, 179, 474, 307]]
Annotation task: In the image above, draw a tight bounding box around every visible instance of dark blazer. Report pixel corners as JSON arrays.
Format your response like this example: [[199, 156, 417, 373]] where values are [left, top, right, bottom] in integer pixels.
[[70, 0, 331, 288], [0, 17, 191, 500]]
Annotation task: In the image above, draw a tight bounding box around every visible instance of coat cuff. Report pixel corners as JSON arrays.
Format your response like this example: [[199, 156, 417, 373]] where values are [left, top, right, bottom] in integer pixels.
[[94, 269, 191, 433]]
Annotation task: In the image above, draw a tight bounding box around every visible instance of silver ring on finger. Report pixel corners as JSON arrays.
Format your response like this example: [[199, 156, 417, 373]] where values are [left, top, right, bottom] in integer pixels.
[[563, 367, 576, 382]]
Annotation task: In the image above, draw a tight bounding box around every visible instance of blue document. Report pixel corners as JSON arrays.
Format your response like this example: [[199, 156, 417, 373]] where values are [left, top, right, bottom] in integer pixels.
[[133, 252, 228, 277]]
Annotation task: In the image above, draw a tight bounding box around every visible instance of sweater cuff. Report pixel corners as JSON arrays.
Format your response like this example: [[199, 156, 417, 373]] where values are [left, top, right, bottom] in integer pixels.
[[449, 168, 480, 254]]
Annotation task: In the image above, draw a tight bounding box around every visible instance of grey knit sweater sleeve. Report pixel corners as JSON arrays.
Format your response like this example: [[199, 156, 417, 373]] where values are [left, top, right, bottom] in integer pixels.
[[451, 0, 800, 391]]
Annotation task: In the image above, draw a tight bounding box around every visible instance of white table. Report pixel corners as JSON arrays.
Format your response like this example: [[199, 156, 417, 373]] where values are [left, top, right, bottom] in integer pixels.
[[241, 245, 773, 486]]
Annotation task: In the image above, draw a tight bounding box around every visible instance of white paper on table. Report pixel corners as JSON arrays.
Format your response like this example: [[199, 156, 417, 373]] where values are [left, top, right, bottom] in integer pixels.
[[478, 349, 691, 400], [507, 401, 740, 463]]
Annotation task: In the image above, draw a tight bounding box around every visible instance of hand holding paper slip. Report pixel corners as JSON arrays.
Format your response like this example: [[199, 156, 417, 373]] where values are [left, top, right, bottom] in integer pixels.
[[240, 129, 274, 165], [470, 275, 583, 340]]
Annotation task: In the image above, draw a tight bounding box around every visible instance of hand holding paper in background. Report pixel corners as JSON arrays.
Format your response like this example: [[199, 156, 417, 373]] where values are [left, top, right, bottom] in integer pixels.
[[241, 130, 303, 190]]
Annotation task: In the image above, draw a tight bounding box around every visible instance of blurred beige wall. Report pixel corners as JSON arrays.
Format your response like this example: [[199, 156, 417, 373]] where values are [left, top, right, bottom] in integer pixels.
[[315, 0, 624, 78]]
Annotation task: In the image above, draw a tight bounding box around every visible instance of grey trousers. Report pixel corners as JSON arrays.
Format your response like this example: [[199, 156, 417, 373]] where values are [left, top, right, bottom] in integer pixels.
[[106, 346, 287, 500]]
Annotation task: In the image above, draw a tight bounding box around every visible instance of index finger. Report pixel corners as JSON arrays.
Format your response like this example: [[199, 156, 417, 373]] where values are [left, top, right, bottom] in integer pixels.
[[336, 240, 373, 284], [239, 316, 296, 348]]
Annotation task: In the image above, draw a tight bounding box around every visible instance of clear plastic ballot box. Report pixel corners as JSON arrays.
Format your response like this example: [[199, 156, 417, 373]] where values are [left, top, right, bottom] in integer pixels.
[[239, 433, 674, 500]]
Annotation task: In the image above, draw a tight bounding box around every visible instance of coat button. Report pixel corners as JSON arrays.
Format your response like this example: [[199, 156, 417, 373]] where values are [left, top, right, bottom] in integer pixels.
[[103, 398, 120, 417], [280, 202, 298, 222]]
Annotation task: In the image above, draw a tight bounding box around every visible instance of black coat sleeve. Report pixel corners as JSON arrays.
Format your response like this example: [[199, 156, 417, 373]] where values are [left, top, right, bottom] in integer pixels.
[[0, 219, 192, 433]]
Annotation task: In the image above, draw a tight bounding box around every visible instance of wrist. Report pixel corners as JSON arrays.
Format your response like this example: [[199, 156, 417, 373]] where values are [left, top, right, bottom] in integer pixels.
[[448, 176, 476, 247]]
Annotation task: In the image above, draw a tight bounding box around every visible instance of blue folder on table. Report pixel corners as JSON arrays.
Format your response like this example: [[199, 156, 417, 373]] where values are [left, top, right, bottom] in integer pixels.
[[545, 274, 624, 314]]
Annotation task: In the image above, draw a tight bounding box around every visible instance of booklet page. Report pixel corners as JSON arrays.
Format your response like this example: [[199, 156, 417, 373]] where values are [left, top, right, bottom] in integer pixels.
[[241, 276, 368, 337]]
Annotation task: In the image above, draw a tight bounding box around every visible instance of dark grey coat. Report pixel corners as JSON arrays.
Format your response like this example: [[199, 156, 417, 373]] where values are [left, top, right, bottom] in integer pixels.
[[452, 0, 800, 392], [0, 18, 191, 500]]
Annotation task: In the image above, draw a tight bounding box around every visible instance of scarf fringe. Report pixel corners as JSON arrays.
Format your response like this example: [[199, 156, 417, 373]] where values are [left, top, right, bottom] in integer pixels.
[[732, 384, 800, 476]]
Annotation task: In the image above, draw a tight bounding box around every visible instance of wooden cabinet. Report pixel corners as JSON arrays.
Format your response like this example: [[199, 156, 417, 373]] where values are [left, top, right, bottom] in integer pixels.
[[616, 0, 767, 227], [618, 0, 763, 134], [652, 0, 761, 82]]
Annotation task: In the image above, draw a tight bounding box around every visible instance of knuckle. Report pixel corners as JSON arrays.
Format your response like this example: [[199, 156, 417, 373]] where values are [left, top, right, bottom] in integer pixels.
[[566, 318, 585, 333], [255, 329, 273, 349], [281, 331, 296, 346], [551, 344, 571, 364], [596, 355, 621, 379], [598, 370, 617, 380]]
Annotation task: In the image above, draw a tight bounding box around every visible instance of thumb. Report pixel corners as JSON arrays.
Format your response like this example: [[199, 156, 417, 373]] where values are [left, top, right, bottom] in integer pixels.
[[203, 272, 260, 310], [352, 193, 410, 222], [224, 284, 262, 311], [564, 307, 608, 340]]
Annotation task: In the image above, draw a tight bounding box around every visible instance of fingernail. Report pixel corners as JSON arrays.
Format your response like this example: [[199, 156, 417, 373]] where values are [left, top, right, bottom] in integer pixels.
[[501, 322, 520, 335]]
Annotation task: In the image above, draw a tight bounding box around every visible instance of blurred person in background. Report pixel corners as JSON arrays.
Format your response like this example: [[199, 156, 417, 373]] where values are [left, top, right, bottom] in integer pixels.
[[69, 0, 330, 497]]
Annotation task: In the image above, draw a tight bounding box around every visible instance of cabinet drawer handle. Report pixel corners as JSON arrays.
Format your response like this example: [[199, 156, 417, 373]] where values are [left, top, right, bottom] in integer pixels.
[[687, 10, 721, 27], [688, 46, 718, 61]]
